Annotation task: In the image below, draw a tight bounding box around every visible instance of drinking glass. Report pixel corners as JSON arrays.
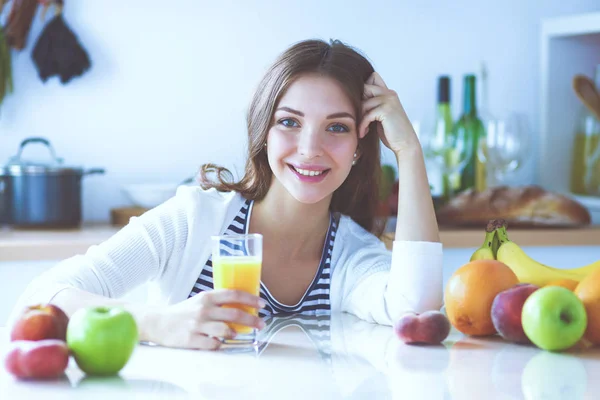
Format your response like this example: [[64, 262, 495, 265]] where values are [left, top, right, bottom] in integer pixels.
[[420, 119, 474, 201], [481, 112, 530, 187], [211, 233, 263, 345]]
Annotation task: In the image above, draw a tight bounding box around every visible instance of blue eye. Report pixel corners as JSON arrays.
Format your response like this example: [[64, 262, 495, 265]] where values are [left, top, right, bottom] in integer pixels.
[[278, 118, 299, 128], [328, 124, 350, 133]]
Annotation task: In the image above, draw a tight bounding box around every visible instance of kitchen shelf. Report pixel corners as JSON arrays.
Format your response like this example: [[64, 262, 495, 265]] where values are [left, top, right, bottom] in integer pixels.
[[539, 12, 600, 203], [2, 223, 599, 262], [381, 226, 600, 250]]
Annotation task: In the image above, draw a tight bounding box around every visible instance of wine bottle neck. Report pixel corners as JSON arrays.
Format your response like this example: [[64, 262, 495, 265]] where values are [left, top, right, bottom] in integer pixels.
[[463, 75, 477, 115], [437, 103, 452, 119]]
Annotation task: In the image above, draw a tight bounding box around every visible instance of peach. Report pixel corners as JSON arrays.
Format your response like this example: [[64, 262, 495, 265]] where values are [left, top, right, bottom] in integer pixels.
[[4, 340, 69, 380], [491, 283, 539, 344], [10, 304, 69, 342], [394, 310, 451, 345]]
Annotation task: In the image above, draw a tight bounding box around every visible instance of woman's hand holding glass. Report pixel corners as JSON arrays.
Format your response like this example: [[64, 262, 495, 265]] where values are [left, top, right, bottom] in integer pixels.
[[146, 289, 265, 350]]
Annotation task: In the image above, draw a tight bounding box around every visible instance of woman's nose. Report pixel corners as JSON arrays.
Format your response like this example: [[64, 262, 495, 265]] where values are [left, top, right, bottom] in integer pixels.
[[297, 128, 323, 158]]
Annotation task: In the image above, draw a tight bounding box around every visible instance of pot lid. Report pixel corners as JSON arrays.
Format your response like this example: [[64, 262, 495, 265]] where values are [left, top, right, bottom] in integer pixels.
[[1, 137, 83, 175]]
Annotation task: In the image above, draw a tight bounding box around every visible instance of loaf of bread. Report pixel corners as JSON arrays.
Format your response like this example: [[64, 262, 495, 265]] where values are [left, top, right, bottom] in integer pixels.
[[436, 185, 591, 228]]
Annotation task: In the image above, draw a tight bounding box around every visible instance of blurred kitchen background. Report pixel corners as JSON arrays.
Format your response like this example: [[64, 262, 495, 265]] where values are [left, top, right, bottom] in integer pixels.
[[0, 0, 599, 227]]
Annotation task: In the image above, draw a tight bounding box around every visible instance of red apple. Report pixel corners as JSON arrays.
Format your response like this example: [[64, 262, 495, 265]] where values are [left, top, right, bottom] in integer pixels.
[[4, 340, 69, 380], [10, 304, 70, 342], [394, 310, 451, 345], [491, 283, 539, 344]]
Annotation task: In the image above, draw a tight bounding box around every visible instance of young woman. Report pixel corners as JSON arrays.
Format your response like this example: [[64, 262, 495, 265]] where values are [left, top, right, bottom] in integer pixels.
[[10, 39, 442, 350]]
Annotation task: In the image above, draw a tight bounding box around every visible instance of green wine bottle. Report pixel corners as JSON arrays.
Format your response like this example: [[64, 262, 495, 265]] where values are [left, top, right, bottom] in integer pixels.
[[455, 74, 487, 193], [433, 76, 456, 199]]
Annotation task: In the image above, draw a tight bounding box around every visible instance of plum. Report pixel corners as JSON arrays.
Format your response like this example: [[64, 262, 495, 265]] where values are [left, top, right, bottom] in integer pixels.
[[394, 310, 451, 345], [491, 283, 539, 344]]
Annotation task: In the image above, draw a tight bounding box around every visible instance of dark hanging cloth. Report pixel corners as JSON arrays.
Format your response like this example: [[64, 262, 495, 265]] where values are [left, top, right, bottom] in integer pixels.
[[31, 14, 91, 84]]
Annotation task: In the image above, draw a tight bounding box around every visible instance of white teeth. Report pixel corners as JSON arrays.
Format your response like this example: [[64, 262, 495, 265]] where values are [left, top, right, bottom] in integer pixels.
[[294, 167, 324, 176]]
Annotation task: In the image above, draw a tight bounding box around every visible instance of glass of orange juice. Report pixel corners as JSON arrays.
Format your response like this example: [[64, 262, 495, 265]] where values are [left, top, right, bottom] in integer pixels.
[[211, 233, 263, 345]]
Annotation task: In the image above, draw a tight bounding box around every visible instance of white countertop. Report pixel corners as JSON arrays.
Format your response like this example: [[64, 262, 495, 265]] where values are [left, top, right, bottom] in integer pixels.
[[1, 313, 599, 399]]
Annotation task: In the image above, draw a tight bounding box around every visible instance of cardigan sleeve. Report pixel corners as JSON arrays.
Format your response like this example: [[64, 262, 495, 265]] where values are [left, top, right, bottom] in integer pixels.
[[8, 186, 200, 318], [339, 228, 443, 326]]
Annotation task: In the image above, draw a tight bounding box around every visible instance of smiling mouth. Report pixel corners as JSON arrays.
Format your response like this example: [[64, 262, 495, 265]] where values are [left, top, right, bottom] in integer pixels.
[[287, 164, 330, 177]]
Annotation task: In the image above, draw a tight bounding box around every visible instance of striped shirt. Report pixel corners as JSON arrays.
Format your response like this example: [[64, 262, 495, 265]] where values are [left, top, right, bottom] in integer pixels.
[[188, 199, 339, 318]]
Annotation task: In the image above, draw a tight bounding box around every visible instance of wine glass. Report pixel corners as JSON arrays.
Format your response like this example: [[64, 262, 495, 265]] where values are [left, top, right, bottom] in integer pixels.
[[419, 117, 474, 201], [479, 112, 531, 187]]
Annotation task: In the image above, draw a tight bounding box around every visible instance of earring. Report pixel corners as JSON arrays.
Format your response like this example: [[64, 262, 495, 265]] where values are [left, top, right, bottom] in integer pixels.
[[352, 152, 357, 166], [264, 143, 267, 148]]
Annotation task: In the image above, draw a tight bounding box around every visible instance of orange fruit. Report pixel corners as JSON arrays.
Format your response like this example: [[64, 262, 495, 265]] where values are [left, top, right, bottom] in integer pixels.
[[445, 259, 519, 336], [545, 278, 579, 291], [574, 267, 600, 345]]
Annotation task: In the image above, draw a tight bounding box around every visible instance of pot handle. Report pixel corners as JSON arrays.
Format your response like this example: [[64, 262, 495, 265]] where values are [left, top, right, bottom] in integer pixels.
[[0, 176, 7, 223], [83, 168, 105, 176], [10, 137, 64, 165]]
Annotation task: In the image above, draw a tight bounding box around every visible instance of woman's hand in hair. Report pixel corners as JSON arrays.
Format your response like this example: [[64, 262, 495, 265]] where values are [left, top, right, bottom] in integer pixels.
[[359, 72, 420, 155], [147, 289, 266, 350]]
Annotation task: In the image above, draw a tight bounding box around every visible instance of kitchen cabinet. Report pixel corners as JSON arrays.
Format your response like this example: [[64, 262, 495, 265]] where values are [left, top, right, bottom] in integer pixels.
[[539, 11, 600, 215]]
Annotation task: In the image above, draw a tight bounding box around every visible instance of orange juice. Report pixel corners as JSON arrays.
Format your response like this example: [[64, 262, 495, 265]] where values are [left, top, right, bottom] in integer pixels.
[[212, 256, 262, 333]]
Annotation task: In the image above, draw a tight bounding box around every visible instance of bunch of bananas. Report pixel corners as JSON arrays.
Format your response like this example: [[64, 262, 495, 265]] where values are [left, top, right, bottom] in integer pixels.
[[0, 26, 13, 110], [470, 219, 600, 286]]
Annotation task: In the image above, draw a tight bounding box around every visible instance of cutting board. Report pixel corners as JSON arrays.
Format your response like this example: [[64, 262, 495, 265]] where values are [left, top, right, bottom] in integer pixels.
[[110, 207, 148, 227]]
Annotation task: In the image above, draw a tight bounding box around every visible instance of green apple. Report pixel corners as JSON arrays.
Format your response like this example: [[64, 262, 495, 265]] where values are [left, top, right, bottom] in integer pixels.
[[521, 286, 587, 351], [67, 306, 139, 376]]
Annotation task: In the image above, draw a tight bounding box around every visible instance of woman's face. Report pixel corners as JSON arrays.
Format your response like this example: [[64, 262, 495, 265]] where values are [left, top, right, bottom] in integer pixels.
[[266, 74, 358, 205]]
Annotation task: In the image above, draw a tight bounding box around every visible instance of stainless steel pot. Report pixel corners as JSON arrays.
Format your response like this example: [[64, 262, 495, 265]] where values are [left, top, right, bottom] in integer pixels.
[[0, 137, 105, 228]]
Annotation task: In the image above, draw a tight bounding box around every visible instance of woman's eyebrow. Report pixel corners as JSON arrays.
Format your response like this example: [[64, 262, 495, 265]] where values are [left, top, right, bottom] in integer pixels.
[[276, 107, 355, 120], [326, 112, 355, 121]]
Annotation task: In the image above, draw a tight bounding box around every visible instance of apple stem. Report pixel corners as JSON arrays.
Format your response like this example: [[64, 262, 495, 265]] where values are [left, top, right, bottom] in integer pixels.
[[560, 311, 572, 324]]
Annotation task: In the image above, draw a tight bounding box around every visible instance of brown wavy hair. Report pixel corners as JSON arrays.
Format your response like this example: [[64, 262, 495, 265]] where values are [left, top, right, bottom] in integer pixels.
[[199, 39, 384, 235]]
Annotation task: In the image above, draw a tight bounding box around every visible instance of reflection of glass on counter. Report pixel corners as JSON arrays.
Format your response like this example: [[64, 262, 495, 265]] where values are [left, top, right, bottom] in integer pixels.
[[571, 65, 600, 196]]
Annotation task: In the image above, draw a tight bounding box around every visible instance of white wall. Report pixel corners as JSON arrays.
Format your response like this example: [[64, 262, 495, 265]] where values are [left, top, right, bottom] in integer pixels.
[[0, 0, 598, 222]]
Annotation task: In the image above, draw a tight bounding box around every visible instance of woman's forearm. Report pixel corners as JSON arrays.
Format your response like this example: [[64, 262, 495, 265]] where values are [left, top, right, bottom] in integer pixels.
[[394, 146, 440, 243], [48, 287, 159, 343]]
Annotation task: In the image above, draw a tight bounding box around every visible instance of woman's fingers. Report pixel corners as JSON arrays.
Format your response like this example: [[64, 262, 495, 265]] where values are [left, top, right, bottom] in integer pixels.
[[366, 71, 389, 89], [363, 83, 387, 99], [201, 289, 265, 309], [209, 306, 265, 329], [358, 105, 383, 139], [187, 334, 222, 351], [196, 321, 235, 339], [362, 96, 384, 114]]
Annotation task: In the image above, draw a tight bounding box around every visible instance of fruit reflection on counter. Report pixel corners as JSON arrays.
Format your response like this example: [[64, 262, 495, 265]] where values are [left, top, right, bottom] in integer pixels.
[[4, 304, 139, 380], [444, 218, 600, 352], [5, 339, 70, 380]]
